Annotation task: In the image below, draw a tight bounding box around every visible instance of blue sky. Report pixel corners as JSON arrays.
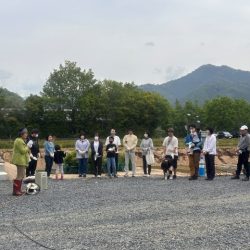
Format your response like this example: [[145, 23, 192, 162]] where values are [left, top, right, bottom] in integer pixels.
[[0, 0, 250, 96]]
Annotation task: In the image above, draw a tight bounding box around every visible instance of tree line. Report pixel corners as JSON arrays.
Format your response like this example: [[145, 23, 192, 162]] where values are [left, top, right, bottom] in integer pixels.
[[1, 61, 250, 139]]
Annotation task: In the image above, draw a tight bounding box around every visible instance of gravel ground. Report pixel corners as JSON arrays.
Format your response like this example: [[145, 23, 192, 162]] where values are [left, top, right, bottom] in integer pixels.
[[0, 175, 250, 250]]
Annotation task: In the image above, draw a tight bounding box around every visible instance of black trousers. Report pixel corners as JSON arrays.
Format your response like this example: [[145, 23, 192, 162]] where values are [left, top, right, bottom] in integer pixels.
[[45, 155, 54, 177], [26, 159, 38, 177], [236, 151, 249, 177], [205, 154, 215, 179], [93, 157, 102, 176], [142, 155, 151, 175]]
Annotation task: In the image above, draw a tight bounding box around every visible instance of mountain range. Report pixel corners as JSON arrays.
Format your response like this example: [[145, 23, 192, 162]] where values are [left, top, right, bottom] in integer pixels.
[[140, 64, 250, 104]]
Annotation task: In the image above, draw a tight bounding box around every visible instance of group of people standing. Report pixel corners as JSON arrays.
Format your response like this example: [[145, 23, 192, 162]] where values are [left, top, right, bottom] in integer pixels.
[[10, 124, 250, 196], [75, 129, 139, 178]]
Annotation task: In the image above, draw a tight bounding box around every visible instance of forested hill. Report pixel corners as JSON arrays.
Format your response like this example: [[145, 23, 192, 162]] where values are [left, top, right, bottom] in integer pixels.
[[0, 87, 24, 108], [140, 64, 250, 104]]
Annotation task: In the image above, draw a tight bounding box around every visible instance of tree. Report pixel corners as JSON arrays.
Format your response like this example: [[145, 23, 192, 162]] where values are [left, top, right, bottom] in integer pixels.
[[24, 95, 45, 134], [42, 61, 96, 134], [203, 97, 250, 131]]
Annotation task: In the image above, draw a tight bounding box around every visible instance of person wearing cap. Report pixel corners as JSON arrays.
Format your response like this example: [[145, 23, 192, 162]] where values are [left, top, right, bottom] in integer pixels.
[[231, 125, 250, 181], [105, 129, 121, 171], [26, 129, 40, 177], [11, 128, 30, 196], [203, 127, 217, 180], [162, 128, 179, 179], [123, 129, 138, 177]]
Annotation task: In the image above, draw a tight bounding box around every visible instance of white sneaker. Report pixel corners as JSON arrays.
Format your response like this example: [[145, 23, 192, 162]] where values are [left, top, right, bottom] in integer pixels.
[[144, 174, 147, 177], [169, 175, 173, 180], [164, 174, 167, 180], [147, 174, 150, 177], [97, 175, 101, 178]]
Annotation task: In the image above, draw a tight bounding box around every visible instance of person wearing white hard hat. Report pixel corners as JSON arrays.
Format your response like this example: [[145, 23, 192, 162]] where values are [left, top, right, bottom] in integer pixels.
[[231, 125, 250, 181]]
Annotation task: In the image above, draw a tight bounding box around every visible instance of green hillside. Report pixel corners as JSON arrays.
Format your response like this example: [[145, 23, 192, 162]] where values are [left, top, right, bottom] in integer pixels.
[[140, 64, 250, 104]]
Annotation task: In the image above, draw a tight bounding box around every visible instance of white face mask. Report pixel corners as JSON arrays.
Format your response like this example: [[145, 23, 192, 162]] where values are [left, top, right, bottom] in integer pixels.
[[35, 134, 39, 138], [94, 136, 99, 141], [144, 134, 148, 138]]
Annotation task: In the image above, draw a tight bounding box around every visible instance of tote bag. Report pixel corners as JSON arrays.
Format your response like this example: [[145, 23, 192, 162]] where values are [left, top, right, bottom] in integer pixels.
[[146, 150, 155, 165]]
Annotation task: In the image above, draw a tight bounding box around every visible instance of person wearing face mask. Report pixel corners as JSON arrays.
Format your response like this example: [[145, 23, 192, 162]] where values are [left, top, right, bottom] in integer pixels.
[[26, 129, 40, 177], [185, 124, 203, 180], [203, 127, 217, 180], [90, 133, 103, 177], [75, 132, 90, 177], [106, 136, 118, 178], [11, 128, 30, 196], [105, 129, 121, 171], [140, 132, 154, 176]]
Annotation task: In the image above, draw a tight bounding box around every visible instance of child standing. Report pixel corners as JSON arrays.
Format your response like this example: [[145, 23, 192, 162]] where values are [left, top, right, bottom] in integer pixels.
[[106, 136, 118, 178], [54, 145, 66, 180]]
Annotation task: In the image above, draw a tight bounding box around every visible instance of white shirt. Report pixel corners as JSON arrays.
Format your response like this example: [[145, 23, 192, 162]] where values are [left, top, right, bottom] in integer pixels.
[[203, 134, 217, 155], [163, 136, 178, 156], [93, 141, 99, 153], [105, 135, 121, 153]]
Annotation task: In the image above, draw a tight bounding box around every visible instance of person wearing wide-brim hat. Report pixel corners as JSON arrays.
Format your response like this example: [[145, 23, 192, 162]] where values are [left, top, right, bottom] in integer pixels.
[[11, 128, 30, 196], [231, 125, 250, 181]]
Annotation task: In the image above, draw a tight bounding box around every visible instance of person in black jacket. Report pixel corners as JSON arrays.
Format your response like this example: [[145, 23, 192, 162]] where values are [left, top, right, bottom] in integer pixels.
[[106, 136, 118, 178], [26, 129, 40, 177], [91, 133, 103, 177], [54, 145, 66, 180]]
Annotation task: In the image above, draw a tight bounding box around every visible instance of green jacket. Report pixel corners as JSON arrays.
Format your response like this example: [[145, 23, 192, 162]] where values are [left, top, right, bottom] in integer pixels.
[[12, 138, 30, 167]]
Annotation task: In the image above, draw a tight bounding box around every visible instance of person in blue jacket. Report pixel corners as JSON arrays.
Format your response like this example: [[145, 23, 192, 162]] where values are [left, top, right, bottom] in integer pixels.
[[44, 134, 55, 177], [185, 125, 203, 180]]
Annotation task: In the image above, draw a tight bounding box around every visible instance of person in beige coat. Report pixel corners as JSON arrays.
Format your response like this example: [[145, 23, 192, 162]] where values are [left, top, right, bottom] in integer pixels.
[[11, 128, 30, 196], [123, 129, 138, 177]]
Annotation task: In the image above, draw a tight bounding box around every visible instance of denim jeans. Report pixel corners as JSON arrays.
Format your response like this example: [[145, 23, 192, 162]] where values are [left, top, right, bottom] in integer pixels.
[[78, 158, 88, 175], [45, 155, 54, 177], [107, 157, 116, 176]]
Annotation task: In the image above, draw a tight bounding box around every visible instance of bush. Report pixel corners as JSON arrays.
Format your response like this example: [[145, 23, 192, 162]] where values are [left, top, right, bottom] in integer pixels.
[[63, 150, 126, 174]]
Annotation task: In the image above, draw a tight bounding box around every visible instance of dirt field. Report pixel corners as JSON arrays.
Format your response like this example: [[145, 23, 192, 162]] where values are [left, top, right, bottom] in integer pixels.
[[1, 147, 238, 176]]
